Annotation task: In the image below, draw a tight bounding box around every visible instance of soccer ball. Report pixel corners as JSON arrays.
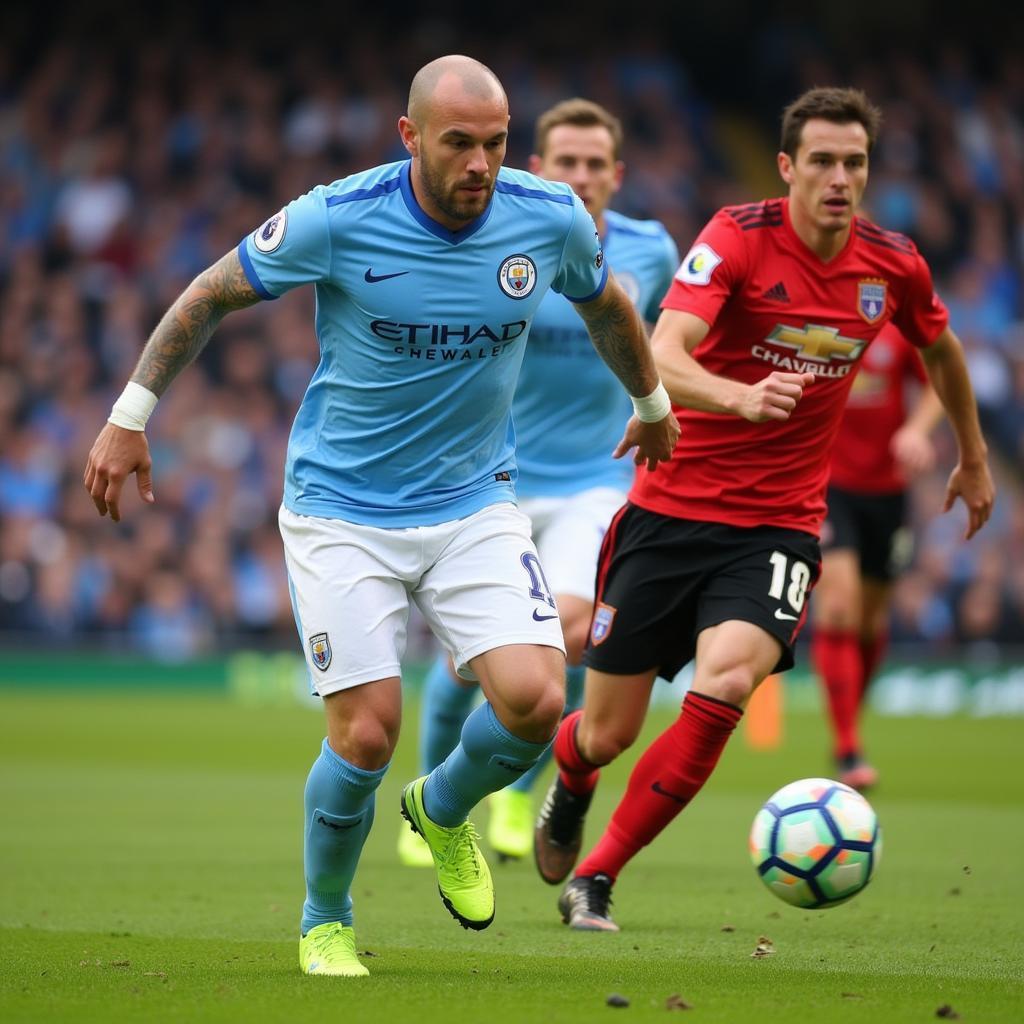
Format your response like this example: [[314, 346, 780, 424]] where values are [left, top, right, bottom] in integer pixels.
[[749, 778, 882, 909]]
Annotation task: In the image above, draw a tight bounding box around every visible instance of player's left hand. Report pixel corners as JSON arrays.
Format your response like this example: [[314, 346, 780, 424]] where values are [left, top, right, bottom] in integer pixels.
[[613, 412, 680, 471], [83, 423, 155, 523], [943, 459, 995, 540], [890, 426, 935, 478]]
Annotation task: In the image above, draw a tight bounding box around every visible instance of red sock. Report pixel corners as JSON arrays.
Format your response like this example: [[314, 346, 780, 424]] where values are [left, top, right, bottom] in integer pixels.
[[858, 631, 888, 705], [575, 691, 742, 881], [811, 628, 862, 759], [553, 709, 601, 795]]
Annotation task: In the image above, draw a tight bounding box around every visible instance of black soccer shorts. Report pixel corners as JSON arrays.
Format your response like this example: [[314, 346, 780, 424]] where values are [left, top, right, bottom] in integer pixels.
[[820, 485, 911, 583], [584, 504, 821, 679]]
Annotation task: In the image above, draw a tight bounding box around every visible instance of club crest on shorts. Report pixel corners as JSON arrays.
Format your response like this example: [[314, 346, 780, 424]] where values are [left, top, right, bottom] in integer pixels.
[[857, 278, 888, 323], [309, 632, 332, 672], [591, 602, 617, 646], [498, 254, 537, 299], [253, 208, 287, 253]]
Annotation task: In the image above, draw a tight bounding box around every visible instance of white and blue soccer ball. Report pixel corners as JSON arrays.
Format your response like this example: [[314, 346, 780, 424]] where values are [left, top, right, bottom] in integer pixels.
[[749, 778, 882, 909]]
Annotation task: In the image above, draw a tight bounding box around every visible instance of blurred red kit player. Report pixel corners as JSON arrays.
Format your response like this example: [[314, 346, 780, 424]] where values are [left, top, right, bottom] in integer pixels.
[[812, 324, 943, 790], [536, 86, 995, 932]]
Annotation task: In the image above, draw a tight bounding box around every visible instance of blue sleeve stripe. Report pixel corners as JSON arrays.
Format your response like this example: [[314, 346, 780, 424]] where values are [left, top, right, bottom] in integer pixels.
[[565, 262, 609, 304], [495, 181, 573, 205], [236, 240, 277, 301], [326, 176, 403, 206]]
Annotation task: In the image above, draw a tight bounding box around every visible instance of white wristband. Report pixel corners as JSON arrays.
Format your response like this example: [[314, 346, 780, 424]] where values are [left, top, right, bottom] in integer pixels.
[[108, 382, 158, 432], [630, 382, 671, 422]]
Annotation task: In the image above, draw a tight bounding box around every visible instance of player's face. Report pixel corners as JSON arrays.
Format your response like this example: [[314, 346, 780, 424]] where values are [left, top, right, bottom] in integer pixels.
[[778, 119, 869, 237], [401, 93, 508, 229], [530, 124, 623, 222]]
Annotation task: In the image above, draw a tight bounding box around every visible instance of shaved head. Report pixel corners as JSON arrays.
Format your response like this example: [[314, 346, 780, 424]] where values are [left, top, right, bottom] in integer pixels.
[[399, 55, 509, 230], [408, 55, 506, 125]]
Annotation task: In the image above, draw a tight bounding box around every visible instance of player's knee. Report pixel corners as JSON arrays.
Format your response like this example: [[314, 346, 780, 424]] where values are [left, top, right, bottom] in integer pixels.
[[696, 666, 756, 708], [530, 677, 567, 737], [340, 715, 399, 769], [817, 601, 859, 632], [577, 719, 637, 766], [497, 673, 564, 741], [573, 716, 634, 765]]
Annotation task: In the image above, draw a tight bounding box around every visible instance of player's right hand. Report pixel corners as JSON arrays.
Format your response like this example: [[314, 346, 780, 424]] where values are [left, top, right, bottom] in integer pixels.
[[740, 371, 815, 423], [83, 424, 155, 523], [613, 411, 680, 470]]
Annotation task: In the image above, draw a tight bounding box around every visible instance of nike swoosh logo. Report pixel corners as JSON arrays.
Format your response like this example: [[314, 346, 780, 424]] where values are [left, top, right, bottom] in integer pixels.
[[651, 780, 689, 805], [532, 609, 559, 622], [364, 268, 410, 283], [774, 609, 799, 621]]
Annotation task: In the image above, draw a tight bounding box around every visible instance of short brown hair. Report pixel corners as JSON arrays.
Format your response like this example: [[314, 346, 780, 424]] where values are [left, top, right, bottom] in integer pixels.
[[534, 98, 624, 159], [780, 87, 883, 157]]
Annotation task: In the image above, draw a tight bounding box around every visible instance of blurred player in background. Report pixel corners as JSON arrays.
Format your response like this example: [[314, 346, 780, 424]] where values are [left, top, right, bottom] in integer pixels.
[[83, 55, 678, 975], [400, 98, 679, 868], [812, 323, 943, 790], [534, 86, 995, 931]]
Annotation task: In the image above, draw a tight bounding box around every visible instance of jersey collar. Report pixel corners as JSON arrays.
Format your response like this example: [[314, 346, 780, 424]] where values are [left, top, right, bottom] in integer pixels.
[[400, 161, 493, 244]]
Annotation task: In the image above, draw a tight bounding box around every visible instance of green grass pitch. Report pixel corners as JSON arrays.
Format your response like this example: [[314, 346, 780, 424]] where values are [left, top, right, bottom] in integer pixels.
[[1, 683, 1022, 1023]]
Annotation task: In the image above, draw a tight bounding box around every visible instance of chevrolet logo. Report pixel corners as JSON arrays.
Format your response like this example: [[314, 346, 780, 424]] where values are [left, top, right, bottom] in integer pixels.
[[766, 324, 866, 362]]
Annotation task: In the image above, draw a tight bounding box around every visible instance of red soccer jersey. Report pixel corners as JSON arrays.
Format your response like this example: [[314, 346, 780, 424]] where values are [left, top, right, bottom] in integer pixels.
[[632, 197, 948, 535], [828, 324, 929, 494]]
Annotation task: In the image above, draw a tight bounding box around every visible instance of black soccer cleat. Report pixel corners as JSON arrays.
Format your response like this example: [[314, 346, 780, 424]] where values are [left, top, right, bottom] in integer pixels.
[[534, 776, 594, 885], [558, 873, 619, 932]]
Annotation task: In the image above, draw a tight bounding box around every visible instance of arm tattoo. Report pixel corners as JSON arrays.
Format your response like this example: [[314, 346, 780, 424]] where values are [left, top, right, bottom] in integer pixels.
[[131, 250, 262, 396], [576, 280, 659, 397]]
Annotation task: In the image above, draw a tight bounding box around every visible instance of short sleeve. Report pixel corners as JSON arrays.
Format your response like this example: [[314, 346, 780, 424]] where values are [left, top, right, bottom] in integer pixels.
[[237, 187, 332, 300], [661, 210, 747, 325], [552, 194, 608, 303], [891, 251, 949, 348], [642, 228, 681, 323]]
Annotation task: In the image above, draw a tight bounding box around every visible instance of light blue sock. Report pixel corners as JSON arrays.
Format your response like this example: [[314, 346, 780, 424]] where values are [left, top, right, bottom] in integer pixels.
[[419, 655, 478, 775], [423, 702, 551, 826], [509, 664, 586, 794], [301, 739, 387, 933]]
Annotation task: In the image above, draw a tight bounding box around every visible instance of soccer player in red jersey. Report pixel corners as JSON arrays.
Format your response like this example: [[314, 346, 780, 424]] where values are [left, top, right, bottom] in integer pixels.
[[534, 86, 995, 931], [812, 323, 943, 791]]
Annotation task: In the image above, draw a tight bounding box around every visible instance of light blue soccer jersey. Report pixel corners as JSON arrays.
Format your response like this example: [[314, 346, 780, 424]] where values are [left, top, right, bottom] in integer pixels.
[[238, 160, 606, 527], [513, 209, 678, 496]]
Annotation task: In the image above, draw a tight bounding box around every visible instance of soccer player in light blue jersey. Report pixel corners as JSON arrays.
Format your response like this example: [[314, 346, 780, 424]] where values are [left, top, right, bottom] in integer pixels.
[[83, 56, 679, 977], [403, 99, 679, 868]]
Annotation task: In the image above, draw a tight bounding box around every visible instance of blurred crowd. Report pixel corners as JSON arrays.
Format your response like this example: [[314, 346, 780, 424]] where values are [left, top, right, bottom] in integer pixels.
[[0, 11, 1021, 661]]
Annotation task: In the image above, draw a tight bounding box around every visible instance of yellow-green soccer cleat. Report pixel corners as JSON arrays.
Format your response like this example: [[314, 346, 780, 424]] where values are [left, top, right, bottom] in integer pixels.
[[397, 821, 435, 867], [488, 787, 534, 861], [299, 922, 369, 977], [400, 776, 495, 930]]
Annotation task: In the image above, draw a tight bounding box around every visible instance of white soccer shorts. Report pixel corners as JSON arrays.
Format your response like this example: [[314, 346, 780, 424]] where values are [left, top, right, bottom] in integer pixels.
[[279, 502, 566, 696], [518, 487, 626, 602]]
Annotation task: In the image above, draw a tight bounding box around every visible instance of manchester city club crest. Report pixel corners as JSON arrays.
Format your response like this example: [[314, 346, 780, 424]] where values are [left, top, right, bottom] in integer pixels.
[[497, 253, 537, 299], [857, 279, 888, 323], [590, 602, 617, 646], [309, 632, 332, 672]]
